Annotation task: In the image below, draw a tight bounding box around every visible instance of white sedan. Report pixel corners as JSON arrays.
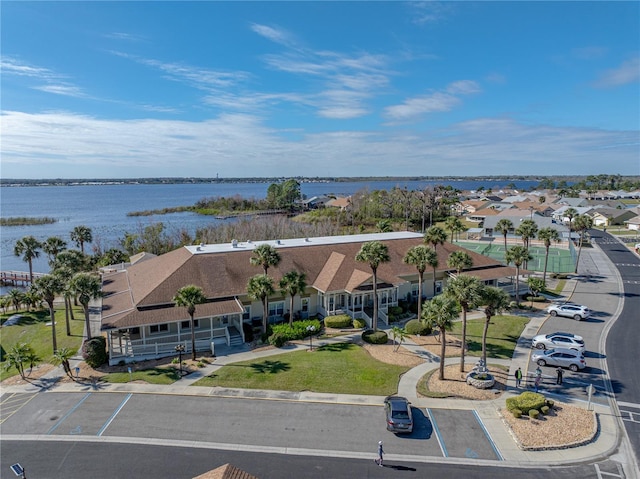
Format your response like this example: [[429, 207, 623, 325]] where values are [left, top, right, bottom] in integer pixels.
[[532, 332, 585, 352], [545, 303, 591, 321]]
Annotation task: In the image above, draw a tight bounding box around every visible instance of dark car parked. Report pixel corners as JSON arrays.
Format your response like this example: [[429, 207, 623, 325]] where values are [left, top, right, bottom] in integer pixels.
[[384, 395, 413, 434]]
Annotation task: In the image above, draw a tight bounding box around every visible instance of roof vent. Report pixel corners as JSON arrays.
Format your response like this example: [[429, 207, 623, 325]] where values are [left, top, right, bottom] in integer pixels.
[[305, 238, 310, 242], [247, 239, 252, 244], [276, 240, 281, 245], [200, 242, 205, 247], [231, 239, 238, 248], [196, 246, 202, 251]]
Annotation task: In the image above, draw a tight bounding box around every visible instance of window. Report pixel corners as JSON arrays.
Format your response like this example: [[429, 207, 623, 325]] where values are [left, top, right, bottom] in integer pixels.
[[301, 298, 309, 312], [268, 301, 285, 317], [435, 281, 443, 295], [149, 324, 168, 334], [411, 283, 419, 299], [243, 306, 251, 321], [181, 320, 199, 329]]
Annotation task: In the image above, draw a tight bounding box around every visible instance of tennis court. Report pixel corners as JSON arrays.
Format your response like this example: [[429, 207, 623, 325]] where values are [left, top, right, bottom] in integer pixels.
[[455, 241, 575, 273]]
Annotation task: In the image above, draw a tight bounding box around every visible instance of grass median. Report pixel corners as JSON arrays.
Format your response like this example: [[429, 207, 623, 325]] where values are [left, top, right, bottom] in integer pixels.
[[193, 342, 410, 396]]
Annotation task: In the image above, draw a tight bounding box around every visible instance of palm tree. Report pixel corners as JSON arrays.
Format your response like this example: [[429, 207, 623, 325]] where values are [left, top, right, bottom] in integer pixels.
[[564, 207, 578, 242], [447, 250, 473, 275], [495, 219, 513, 253], [173, 285, 207, 361], [32, 274, 63, 353], [279, 270, 307, 325], [573, 215, 594, 274], [250, 244, 281, 275], [7, 288, 25, 312], [70, 225, 93, 254], [515, 220, 538, 249], [54, 266, 75, 335], [42, 236, 68, 267], [424, 225, 447, 251], [527, 277, 546, 306], [355, 241, 390, 331], [444, 274, 482, 373], [505, 245, 532, 304], [14, 235, 42, 283], [376, 219, 393, 233], [403, 245, 436, 321], [70, 272, 102, 341], [421, 296, 459, 380], [478, 286, 510, 366], [391, 326, 408, 352], [52, 347, 76, 379], [247, 274, 275, 335], [537, 227, 560, 282], [444, 216, 465, 243]]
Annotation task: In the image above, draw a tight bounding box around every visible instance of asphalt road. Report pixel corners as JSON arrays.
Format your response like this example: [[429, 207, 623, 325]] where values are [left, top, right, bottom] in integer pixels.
[[592, 230, 640, 469], [0, 440, 617, 479]]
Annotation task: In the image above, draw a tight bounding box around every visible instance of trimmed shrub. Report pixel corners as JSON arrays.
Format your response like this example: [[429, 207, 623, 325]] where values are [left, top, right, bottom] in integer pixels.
[[389, 306, 403, 316], [546, 399, 555, 408], [512, 409, 522, 418], [268, 331, 288, 347], [529, 409, 540, 419], [353, 318, 366, 329], [362, 329, 389, 344], [405, 319, 431, 336], [324, 314, 353, 329], [541, 405, 550, 415], [505, 391, 546, 415], [82, 337, 107, 368]]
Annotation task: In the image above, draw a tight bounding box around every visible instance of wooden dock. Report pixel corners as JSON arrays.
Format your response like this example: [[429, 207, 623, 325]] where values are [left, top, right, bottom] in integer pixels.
[[0, 271, 45, 287]]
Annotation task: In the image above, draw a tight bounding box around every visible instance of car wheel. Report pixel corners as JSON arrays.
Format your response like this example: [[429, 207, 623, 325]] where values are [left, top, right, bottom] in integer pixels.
[[569, 364, 579, 372], [537, 359, 546, 366], [550, 310, 558, 316], [573, 314, 582, 321], [536, 343, 546, 350]]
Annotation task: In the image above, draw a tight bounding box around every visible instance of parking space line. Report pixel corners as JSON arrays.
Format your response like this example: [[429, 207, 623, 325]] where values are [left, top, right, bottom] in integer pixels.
[[0, 393, 37, 424], [472, 409, 503, 461], [46, 393, 92, 435], [97, 393, 132, 436], [425, 408, 448, 457]]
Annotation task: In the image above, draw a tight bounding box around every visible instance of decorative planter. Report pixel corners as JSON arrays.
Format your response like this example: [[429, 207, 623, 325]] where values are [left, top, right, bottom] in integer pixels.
[[466, 371, 496, 389]]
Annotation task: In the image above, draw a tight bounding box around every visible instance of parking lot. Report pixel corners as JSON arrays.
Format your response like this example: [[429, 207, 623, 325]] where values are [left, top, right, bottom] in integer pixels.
[[0, 391, 502, 461]]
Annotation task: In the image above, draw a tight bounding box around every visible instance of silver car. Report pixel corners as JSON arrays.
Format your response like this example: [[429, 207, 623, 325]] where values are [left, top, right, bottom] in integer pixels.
[[531, 348, 586, 372], [532, 332, 585, 352], [545, 303, 591, 320]]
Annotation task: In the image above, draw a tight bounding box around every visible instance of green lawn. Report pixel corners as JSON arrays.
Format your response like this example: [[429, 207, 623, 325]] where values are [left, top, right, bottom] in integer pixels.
[[103, 367, 181, 384], [450, 315, 529, 359], [193, 342, 410, 395], [1, 306, 85, 381]]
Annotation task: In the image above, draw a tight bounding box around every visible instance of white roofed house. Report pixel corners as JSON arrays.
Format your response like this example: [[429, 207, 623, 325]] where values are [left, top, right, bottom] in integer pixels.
[[589, 207, 637, 227], [100, 232, 518, 365]]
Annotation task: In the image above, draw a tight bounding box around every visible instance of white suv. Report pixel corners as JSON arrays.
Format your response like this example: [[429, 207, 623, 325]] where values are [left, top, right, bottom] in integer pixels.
[[532, 332, 585, 352], [545, 303, 591, 321]]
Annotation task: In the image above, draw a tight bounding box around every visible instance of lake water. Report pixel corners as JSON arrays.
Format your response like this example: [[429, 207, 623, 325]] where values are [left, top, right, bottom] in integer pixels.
[[1, 179, 539, 281]]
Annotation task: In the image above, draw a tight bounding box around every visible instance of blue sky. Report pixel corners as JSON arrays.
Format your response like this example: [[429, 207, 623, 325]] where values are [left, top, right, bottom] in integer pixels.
[[1, 1, 639, 179]]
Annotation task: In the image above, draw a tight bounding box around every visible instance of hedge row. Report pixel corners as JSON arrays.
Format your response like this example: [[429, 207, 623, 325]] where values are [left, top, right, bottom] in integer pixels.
[[323, 314, 353, 328], [362, 329, 389, 344], [269, 319, 322, 347]]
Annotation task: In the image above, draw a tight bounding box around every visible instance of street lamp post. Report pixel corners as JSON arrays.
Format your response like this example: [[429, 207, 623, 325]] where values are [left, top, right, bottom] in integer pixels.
[[175, 344, 185, 377], [306, 325, 316, 351]]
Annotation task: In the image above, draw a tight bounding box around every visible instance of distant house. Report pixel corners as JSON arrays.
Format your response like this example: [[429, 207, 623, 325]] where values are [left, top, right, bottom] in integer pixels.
[[300, 195, 331, 209], [326, 196, 351, 211], [100, 232, 518, 365], [590, 207, 637, 227], [482, 214, 568, 244]]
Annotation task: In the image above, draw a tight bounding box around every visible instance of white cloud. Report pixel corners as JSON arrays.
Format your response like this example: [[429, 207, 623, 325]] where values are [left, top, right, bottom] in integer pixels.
[[384, 80, 481, 122], [33, 84, 87, 98], [593, 56, 640, 88], [1, 111, 636, 178], [251, 23, 297, 48], [407, 2, 455, 25]]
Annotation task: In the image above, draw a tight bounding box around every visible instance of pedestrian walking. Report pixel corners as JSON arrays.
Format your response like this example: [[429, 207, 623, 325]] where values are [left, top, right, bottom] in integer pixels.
[[535, 366, 542, 379], [556, 367, 564, 385], [375, 441, 384, 466], [514, 367, 523, 388], [534, 374, 542, 393]]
